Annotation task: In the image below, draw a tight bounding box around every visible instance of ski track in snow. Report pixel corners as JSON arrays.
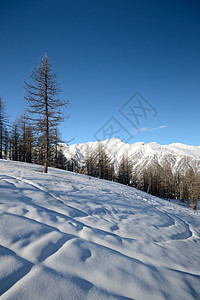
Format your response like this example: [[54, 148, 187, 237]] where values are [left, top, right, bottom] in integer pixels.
[[0, 160, 200, 299]]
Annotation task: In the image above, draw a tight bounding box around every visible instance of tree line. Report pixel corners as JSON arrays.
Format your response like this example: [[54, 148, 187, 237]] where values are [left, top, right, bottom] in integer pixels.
[[64, 144, 200, 210], [1, 88, 199, 209], [0, 53, 68, 172], [0, 53, 199, 209]]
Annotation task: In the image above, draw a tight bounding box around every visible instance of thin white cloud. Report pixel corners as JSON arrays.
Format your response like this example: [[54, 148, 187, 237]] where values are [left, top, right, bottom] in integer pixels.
[[135, 125, 167, 133]]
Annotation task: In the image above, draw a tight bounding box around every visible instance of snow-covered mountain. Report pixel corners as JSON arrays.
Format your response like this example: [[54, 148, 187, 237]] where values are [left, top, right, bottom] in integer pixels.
[[0, 160, 200, 299], [61, 138, 200, 175]]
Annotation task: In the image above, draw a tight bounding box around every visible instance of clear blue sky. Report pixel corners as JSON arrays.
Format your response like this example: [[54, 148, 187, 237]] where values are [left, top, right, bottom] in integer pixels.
[[0, 0, 200, 146]]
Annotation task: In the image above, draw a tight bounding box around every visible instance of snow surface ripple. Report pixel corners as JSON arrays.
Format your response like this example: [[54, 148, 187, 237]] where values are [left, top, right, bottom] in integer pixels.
[[0, 160, 200, 299]]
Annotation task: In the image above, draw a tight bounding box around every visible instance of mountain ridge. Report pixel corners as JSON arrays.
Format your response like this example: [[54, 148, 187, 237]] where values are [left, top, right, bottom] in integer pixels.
[[60, 138, 200, 175]]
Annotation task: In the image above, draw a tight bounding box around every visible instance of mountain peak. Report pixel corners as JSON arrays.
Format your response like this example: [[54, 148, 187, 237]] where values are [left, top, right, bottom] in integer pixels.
[[61, 139, 200, 176]]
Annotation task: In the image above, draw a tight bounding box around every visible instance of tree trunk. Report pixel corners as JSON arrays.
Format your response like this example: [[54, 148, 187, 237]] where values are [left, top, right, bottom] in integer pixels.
[[44, 72, 49, 173]]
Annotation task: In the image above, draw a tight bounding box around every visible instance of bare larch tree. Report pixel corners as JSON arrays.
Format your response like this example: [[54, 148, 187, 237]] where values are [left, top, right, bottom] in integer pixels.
[[24, 53, 68, 173], [0, 95, 9, 159]]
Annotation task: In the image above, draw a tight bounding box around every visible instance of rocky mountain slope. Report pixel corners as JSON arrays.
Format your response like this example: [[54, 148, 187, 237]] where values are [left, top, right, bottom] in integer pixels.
[[60, 138, 200, 175]]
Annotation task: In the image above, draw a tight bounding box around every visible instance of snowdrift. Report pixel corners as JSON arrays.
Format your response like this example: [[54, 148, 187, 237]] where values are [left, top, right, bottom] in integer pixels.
[[0, 160, 200, 299]]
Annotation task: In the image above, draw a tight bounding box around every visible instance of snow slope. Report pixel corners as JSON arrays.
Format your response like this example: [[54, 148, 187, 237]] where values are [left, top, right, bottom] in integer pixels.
[[61, 138, 200, 175], [0, 160, 200, 299]]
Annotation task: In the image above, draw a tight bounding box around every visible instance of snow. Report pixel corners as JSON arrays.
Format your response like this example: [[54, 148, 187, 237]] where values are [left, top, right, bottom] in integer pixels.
[[61, 138, 200, 175], [0, 159, 200, 299]]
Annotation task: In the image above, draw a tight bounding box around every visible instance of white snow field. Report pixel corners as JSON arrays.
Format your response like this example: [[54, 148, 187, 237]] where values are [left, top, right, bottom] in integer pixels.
[[0, 160, 200, 300]]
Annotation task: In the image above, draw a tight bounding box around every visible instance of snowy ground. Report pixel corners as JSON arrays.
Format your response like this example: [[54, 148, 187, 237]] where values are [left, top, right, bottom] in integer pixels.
[[0, 160, 200, 299]]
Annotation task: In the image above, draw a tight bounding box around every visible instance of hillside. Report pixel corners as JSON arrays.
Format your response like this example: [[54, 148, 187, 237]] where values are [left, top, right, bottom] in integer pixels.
[[0, 160, 200, 299], [61, 138, 200, 175]]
